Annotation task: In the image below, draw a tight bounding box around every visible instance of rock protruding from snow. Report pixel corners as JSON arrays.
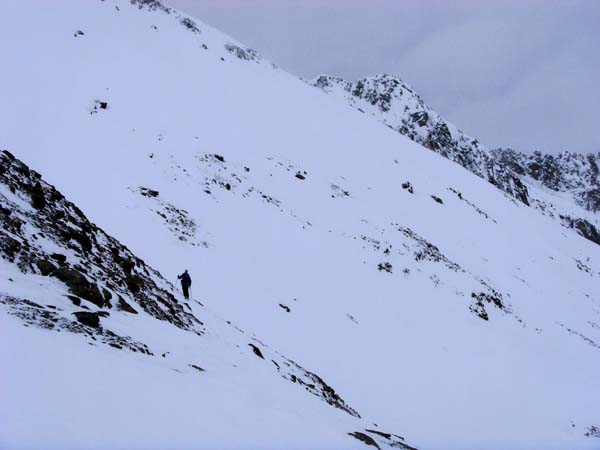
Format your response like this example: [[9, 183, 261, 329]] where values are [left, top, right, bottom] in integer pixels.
[[0, 150, 202, 334], [310, 74, 530, 208], [310, 74, 600, 246], [493, 149, 600, 213]]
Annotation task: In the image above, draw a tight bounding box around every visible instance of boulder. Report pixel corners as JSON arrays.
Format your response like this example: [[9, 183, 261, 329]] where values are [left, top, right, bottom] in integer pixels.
[[35, 258, 57, 276], [52, 267, 105, 307], [117, 296, 138, 314], [73, 311, 100, 328]]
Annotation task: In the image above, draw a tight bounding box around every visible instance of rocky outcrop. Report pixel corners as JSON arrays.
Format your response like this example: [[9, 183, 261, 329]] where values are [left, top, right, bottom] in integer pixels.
[[0, 150, 202, 333], [310, 74, 530, 208], [0, 295, 152, 354], [310, 74, 600, 246], [493, 149, 600, 213]]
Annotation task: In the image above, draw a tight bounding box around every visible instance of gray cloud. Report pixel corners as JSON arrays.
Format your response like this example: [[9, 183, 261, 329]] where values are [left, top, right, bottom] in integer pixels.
[[168, 0, 600, 154]]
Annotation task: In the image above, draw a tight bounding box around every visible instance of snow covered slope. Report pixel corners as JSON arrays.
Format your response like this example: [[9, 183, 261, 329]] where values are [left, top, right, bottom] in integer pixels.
[[310, 74, 600, 246], [1, 1, 600, 449], [0, 150, 414, 450]]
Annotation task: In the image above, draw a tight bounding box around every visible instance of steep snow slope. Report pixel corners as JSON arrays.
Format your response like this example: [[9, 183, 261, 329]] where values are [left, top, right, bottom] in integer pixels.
[[310, 74, 600, 246], [1, 1, 600, 449], [1, 150, 412, 450]]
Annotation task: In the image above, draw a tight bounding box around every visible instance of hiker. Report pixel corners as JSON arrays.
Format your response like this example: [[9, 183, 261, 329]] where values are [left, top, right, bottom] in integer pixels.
[[178, 270, 192, 300]]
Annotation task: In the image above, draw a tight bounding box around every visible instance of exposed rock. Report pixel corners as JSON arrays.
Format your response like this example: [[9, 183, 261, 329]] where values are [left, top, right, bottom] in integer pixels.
[[0, 236, 21, 261], [309, 74, 600, 247], [139, 187, 159, 198], [248, 343, 264, 359], [73, 311, 100, 328], [310, 74, 531, 208], [180, 17, 200, 34], [349, 432, 380, 449], [66, 295, 81, 306], [117, 296, 138, 314], [377, 262, 393, 273], [51, 253, 67, 263], [225, 43, 260, 62], [0, 150, 202, 333], [52, 267, 105, 308], [470, 291, 505, 321], [90, 100, 109, 114], [31, 182, 46, 210], [35, 258, 57, 276], [401, 182, 414, 194], [560, 215, 600, 246], [189, 364, 205, 372]]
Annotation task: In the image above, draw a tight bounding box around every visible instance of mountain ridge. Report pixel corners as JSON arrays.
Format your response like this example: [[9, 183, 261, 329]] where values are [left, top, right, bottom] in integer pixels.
[[310, 73, 600, 245]]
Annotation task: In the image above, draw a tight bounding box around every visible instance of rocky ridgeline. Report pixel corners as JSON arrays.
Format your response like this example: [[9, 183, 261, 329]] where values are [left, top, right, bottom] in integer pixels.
[[311, 74, 530, 206], [0, 150, 202, 336], [310, 74, 600, 246], [493, 149, 600, 213]]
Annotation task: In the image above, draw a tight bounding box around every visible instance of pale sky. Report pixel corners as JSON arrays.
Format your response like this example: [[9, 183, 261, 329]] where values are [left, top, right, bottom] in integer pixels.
[[169, 0, 600, 154]]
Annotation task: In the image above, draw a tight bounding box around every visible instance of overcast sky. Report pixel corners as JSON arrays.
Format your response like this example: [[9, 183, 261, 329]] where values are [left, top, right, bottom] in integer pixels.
[[169, 0, 600, 154]]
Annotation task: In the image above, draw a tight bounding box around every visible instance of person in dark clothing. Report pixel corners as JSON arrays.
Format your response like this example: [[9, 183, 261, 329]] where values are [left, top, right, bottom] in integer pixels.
[[178, 270, 192, 300]]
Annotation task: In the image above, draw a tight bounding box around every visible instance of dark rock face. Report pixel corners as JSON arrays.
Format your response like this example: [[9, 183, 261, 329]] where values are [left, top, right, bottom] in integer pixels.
[[36, 259, 57, 276], [117, 296, 138, 314], [73, 311, 101, 328], [495, 148, 600, 213], [560, 215, 600, 246], [51, 253, 67, 263], [31, 182, 46, 210], [53, 267, 105, 307], [0, 150, 202, 334]]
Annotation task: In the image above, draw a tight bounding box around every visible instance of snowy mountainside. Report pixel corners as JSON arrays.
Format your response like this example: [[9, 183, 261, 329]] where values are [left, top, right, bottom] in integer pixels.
[[310, 74, 600, 245], [0, 151, 415, 449], [1, 1, 600, 449]]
